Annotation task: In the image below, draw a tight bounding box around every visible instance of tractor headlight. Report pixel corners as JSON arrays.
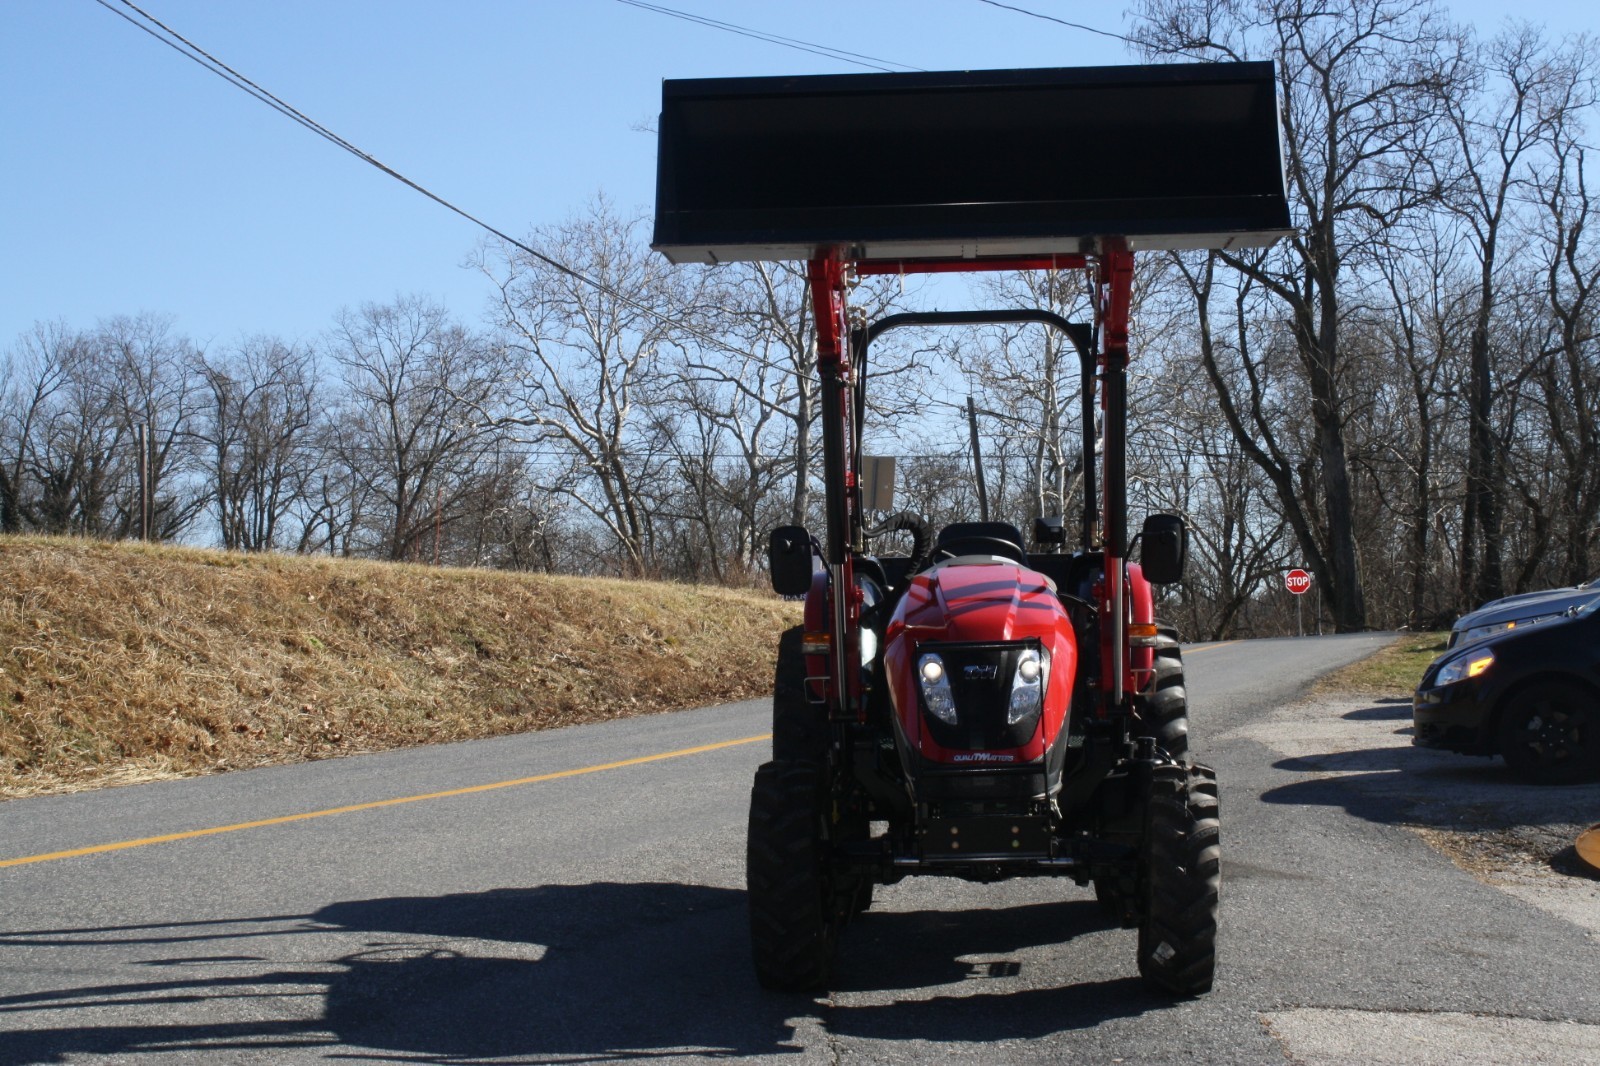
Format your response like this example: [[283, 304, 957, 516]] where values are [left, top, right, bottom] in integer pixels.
[[860, 627, 878, 665], [1434, 649, 1494, 687], [1008, 648, 1045, 725], [918, 653, 957, 724]]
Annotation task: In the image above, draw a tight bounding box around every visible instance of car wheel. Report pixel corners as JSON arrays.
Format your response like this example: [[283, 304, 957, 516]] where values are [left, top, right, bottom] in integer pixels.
[[1497, 681, 1600, 784]]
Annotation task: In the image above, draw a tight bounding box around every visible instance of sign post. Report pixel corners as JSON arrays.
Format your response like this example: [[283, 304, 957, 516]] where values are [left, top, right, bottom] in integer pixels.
[[1285, 568, 1312, 636]]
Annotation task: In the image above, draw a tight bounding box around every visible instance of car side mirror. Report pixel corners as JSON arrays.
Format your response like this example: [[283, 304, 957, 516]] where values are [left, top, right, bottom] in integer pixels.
[[1138, 513, 1187, 585], [768, 525, 816, 596]]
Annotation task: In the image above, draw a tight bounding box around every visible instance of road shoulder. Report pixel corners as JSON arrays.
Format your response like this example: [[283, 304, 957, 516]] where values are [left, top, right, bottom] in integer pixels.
[[1221, 689, 1600, 938]]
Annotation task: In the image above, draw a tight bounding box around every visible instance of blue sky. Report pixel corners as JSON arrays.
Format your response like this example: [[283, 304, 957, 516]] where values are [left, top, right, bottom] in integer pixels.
[[2, 1, 1591, 350]]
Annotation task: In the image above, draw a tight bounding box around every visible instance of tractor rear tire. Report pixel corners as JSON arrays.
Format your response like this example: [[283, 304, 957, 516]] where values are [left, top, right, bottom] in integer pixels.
[[771, 626, 826, 762], [1137, 761, 1220, 997], [747, 760, 839, 991], [1138, 627, 1189, 762]]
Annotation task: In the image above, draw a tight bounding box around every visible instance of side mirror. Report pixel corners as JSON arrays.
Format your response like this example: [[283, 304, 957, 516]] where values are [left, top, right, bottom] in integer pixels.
[[1138, 513, 1187, 585], [767, 525, 816, 596], [1033, 515, 1066, 548]]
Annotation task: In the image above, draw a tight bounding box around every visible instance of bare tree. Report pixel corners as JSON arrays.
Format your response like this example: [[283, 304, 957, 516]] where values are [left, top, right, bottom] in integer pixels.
[[97, 313, 207, 539], [1441, 24, 1593, 608], [1135, 0, 1467, 630], [650, 261, 912, 581], [479, 200, 700, 576], [1528, 55, 1600, 585], [0, 323, 78, 533], [330, 296, 504, 561], [703, 262, 824, 530], [1371, 216, 1469, 627], [9, 322, 138, 538], [193, 336, 318, 551]]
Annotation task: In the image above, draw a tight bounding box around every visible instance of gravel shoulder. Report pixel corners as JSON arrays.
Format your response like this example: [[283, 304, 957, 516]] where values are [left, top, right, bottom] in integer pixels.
[[1223, 689, 1600, 938]]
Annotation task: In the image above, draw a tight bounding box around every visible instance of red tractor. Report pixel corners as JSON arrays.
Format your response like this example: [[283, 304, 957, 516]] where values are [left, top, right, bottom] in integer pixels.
[[653, 62, 1290, 996]]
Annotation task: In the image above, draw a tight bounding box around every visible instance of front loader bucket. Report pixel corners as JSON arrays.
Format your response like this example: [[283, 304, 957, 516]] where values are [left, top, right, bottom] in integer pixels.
[[652, 62, 1290, 264]]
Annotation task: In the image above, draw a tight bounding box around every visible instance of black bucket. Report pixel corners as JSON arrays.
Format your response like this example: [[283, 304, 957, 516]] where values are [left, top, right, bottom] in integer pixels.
[[652, 62, 1291, 264]]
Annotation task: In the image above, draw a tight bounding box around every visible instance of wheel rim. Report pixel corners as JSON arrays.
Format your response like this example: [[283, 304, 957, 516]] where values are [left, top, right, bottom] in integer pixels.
[[1517, 700, 1587, 765]]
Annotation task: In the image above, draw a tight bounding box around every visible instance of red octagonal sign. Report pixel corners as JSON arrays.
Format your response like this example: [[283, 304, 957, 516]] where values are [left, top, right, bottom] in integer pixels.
[[1285, 568, 1312, 595]]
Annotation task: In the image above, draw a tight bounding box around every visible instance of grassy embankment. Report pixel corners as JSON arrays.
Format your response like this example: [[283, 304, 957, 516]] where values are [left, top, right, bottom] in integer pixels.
[[0, 536, 797, 799], [1314, 630, 1449, 698]]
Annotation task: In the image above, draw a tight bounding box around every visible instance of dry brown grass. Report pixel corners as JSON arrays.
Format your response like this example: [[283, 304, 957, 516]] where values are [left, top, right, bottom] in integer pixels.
[[0, 536, 797, 798]]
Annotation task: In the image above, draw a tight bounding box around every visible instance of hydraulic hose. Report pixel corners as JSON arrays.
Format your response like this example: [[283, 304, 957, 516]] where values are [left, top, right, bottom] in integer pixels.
[[863, 511, 931, 574]]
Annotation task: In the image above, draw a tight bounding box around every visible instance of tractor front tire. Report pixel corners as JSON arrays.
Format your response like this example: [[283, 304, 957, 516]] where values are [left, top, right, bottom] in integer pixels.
[[771, 626, 825, 762], [1138, 627, 1189, 762], [1137, 761, 1220, 997], [747, 760, 839, 991]]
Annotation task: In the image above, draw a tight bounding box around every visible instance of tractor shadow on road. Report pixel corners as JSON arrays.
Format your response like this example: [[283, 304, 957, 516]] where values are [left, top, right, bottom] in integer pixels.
[[0, 882, 1161, 1064], [833, 897, 1111, 994], [311, 885, 1160, 1055], [826, 898, 1161, 1041]]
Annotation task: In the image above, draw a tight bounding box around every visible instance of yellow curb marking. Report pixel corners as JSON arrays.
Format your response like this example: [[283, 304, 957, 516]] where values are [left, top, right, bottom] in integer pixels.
[[0, 734, 772, 870]]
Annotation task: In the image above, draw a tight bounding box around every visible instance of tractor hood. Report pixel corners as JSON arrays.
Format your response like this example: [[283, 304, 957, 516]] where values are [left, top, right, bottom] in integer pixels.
[[882, 560, 1079, 765], [888, 561, 1066, 644]]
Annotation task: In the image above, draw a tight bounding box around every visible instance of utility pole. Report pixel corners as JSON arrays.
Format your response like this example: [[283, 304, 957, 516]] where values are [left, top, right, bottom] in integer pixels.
[[966, 395, 989, 522], [134, 422, 150, 541]]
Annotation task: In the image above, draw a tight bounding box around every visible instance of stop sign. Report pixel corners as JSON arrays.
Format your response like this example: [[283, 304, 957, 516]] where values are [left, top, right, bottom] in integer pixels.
[[1285, 568, 1312, 595]]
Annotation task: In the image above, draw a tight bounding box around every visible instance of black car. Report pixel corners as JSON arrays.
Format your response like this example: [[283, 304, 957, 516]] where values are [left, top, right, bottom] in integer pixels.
[[1414, 598, 1600, 783]]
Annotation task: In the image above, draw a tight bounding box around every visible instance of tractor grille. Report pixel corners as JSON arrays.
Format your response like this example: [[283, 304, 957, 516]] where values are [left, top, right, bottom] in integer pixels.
[[919, 641, 1042, 752]]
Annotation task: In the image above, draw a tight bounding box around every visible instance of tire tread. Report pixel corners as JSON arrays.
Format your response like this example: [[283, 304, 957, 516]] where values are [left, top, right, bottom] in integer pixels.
[[1138, 762, 1220, 997]]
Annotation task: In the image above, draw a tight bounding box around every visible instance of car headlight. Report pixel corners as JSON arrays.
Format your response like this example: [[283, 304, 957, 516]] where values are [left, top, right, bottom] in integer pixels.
[[918, 653, 957, 724], [1459, 613, 1558, 644], [1434, 649, 1494, 687], [1007, 648, 1046, 724]]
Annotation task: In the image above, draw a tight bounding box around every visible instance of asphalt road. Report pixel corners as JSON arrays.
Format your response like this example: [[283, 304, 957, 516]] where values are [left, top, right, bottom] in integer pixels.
[[2, 631, 1596, 1064]]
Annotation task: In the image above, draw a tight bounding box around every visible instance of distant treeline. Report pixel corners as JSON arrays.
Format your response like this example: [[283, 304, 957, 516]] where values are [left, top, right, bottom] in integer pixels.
[[4, 1, 1598, 640]]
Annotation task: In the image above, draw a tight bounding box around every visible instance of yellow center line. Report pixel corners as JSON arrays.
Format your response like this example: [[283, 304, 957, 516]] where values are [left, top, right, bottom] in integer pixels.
[[1185, 640, 1240, 654], [0, 733, 772, 871]]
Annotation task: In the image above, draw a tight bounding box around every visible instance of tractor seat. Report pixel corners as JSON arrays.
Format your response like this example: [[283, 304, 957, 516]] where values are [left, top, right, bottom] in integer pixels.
[[932, 521, 1029, 566]]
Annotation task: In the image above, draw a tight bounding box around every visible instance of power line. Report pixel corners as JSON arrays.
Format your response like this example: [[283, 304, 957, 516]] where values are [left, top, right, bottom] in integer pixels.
[[613, 0, 923, 73], [153, 436, 1270, 467], [88, 0, 757, 361], [973, 0, 1136, 46]]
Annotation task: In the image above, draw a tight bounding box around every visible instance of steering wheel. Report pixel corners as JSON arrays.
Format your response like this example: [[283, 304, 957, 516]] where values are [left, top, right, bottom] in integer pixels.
[[933, 535, 1027, 565]]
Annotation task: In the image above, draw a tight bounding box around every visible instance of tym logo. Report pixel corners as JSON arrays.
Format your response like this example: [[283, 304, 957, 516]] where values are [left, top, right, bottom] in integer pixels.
[[963, 664, 998, 681]]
